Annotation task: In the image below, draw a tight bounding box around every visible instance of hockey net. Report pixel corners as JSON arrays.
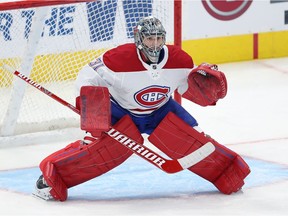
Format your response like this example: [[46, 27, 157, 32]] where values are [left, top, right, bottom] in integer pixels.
[[0, 0, 179, 142]]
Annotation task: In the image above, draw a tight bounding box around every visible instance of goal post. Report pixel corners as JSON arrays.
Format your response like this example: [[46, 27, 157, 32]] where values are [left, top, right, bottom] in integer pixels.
[[0, 0, 182, 140], [173, 0, 182, 104]]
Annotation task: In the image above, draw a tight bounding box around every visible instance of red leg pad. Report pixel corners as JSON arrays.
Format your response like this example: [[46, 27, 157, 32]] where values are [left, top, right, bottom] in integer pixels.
[[42, 162, 68, 201], [39, 115, 143, 201], [148, 112, 250, 194]]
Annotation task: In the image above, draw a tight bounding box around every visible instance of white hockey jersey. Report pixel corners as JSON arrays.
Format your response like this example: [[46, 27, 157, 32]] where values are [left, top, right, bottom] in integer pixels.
[[75, 43, 194, 114]]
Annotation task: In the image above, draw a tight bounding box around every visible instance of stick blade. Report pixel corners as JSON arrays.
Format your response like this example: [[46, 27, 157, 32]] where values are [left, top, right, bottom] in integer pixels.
[[178, 142, 215, 169], [160, 142, 215, 174]]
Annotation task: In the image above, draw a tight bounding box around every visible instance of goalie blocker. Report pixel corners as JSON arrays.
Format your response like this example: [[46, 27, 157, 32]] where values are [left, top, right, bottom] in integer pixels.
[[77, 86, 111, 137]]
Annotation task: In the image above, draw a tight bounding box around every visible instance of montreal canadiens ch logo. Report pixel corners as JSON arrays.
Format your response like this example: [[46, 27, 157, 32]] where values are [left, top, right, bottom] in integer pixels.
[[134, 85, 170, 108], [202, 0, 252, 21]]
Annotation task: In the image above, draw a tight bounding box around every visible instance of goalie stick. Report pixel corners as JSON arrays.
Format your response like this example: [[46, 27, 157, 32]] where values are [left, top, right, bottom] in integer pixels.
[[3, 65, 215, 174]]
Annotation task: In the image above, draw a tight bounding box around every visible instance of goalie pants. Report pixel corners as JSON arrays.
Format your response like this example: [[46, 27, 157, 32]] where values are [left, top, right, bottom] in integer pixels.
[[110, 96, 198, 134]]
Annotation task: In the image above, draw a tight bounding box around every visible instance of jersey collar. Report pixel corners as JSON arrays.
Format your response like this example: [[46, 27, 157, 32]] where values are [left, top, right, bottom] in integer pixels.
[[137, 45, 168, 71]]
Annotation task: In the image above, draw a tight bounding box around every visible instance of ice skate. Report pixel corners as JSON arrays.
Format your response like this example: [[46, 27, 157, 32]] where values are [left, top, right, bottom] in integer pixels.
[[32, 175, 54, 201]]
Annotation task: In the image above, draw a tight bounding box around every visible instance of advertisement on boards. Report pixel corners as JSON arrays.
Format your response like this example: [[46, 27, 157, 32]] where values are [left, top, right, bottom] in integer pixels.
[[182, 0, 288, 40]]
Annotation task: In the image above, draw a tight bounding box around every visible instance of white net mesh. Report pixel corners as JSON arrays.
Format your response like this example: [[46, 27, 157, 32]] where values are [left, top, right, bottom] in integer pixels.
[[0, 0, 175, 136]]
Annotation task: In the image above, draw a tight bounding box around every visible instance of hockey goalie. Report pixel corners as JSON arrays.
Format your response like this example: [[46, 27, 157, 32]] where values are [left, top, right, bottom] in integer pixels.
[[33, 16, 250, 201]]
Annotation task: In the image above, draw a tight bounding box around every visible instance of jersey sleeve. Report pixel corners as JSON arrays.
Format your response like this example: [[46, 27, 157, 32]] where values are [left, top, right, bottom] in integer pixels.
[[75, 62, 109, 97]]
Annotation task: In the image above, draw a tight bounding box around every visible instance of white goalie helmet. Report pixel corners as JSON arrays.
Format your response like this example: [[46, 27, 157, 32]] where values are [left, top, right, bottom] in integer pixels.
[[134, 16, 166, 64]]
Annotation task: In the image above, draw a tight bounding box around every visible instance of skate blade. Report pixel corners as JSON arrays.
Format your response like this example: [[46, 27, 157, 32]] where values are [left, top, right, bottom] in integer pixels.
[[32, 189, 54, 201]]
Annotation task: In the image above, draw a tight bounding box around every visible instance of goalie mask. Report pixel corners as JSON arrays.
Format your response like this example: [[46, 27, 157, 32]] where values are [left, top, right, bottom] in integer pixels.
[[134, 16, 166, 64]]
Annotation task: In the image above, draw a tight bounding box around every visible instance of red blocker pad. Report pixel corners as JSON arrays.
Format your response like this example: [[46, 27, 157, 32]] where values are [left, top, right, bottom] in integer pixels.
[[39, 115, 143, 201], [80, 86, 111, 136], [148, 112, 250, 194]]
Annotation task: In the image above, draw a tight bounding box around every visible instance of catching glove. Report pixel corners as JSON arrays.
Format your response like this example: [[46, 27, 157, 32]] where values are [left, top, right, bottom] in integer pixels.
[[182, 63, 227, 106]]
